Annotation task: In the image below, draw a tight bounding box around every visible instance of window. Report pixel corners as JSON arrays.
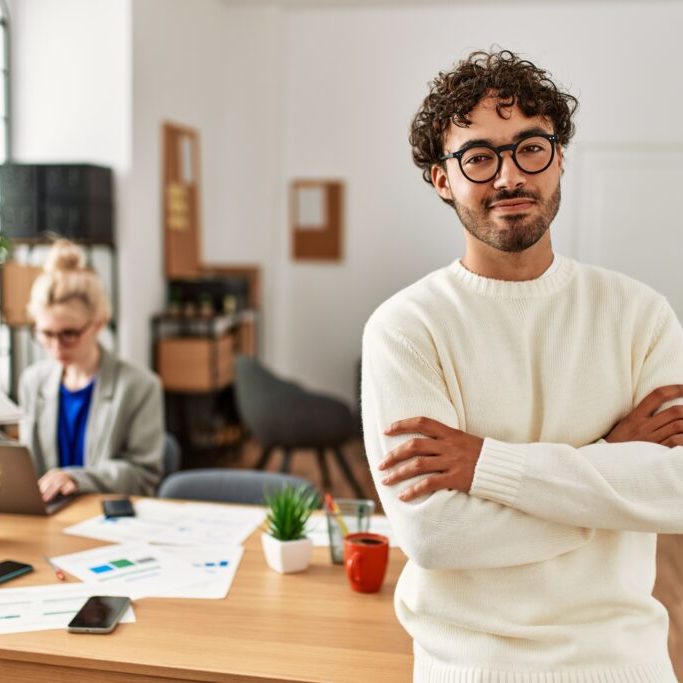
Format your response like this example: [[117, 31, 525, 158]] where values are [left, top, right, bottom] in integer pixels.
[[0, 0, 10, 163]]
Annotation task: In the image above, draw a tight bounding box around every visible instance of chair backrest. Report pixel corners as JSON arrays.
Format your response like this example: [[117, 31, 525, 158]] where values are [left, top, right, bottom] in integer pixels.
[[233, 356, 300, 440], [162, 432, 182, 478], [157, 468, 318, 506], [233, 355, 352, 449]]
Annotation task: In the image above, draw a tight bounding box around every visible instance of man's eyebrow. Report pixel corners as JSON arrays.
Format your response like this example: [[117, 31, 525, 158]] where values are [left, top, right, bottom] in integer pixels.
[[454, 127, 551, 153]]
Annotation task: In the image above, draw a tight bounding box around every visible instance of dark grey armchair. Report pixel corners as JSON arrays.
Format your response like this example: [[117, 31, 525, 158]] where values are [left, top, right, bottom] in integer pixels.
[[233, 356, 365, 497], [162, 432, 182, 478], [158, 469, 316, 505]]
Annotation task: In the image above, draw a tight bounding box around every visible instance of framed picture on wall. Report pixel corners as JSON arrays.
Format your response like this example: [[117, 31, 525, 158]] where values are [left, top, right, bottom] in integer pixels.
[[290, 179, 344, 261]]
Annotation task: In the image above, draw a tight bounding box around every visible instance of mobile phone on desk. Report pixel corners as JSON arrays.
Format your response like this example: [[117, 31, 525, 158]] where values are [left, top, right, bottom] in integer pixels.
[[0, 559, 34, 585], [101, 497, 135, 518], [67, 595, 131, 634]]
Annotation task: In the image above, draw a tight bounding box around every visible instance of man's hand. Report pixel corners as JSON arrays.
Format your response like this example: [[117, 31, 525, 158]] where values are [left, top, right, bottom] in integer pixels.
[[38, 469, 79, 502], [604, 384, 683, 446], [378, 417, 483, 501]]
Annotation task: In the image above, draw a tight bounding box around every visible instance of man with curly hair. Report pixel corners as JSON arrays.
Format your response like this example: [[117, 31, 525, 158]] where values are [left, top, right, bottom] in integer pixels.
[[362, 48, 683, 681]]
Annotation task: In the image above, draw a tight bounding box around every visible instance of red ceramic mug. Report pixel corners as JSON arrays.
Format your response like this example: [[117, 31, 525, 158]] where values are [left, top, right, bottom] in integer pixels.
[[344, 532, 389, 593]]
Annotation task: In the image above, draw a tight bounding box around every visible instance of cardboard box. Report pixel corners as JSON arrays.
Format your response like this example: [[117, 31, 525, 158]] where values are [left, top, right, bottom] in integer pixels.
[[1, 261, 43, 326], [156, 334, 234, 392]]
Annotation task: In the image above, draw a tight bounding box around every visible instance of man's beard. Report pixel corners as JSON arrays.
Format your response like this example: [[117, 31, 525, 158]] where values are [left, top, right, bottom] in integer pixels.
[[453, 183, 561, 253]]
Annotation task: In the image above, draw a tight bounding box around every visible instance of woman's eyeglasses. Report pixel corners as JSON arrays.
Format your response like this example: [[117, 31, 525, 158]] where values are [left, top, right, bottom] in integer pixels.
[[32, 321, 92, 347]]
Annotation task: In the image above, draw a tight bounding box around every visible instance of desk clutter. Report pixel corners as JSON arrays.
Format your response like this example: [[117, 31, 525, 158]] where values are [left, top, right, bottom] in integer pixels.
[[0, 499, 264, 635], [0, 496, 398, 636]]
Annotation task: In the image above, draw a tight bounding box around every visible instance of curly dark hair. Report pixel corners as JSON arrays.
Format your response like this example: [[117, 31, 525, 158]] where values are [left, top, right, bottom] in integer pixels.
[[410, 49, 578, 190]]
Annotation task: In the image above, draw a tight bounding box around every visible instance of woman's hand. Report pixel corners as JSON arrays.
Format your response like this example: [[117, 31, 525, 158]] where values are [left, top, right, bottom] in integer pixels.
[[38, 469, 79, 502]]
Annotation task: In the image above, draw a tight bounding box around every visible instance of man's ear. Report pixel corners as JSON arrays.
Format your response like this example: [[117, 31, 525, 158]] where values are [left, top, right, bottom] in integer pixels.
[[557, 145, 564, 175], [431, 164, 452, 202]]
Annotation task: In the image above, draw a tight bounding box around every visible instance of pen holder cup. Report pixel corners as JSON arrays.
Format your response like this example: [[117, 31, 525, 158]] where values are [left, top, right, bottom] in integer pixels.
[[326, 498, 375, 564]]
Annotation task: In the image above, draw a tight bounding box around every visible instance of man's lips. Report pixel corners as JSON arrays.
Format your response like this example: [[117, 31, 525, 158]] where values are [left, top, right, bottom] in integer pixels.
[[488, 198, 536, 212]]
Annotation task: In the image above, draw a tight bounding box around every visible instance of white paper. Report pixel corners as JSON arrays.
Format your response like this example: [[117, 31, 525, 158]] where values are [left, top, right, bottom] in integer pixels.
[[51, 542, 200, 599], [0, 582, 135, 635], [64, 499, 266, 547], [305, 514, 399, 547], [160, 544, 244, 599]]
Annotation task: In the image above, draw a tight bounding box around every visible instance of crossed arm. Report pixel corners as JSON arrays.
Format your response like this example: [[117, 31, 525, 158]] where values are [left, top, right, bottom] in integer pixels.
[[379, 384, 683, 502], [362, 305, 683, 568]]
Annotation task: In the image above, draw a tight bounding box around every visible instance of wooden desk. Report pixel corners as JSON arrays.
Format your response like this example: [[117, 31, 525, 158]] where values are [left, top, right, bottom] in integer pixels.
[[0, 495, 412, 683]]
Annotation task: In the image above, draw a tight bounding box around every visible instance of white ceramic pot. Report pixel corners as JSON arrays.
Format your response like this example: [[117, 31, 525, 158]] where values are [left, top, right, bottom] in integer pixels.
[[261, 533, 313, 574]]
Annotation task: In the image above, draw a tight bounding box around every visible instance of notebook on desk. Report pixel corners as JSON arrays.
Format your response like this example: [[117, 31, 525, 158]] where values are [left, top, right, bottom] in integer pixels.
[[0, 444, 75, 515]]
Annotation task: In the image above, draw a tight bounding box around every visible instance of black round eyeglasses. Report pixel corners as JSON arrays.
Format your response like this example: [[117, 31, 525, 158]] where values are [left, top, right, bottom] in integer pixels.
[[439, 132, 559, 184]]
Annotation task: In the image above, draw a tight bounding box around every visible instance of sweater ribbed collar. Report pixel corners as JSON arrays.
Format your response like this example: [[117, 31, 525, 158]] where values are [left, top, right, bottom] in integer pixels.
[[450, 254, 575, 299]]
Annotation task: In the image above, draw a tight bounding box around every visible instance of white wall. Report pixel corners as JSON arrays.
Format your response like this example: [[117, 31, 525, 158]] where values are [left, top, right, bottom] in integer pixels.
[[10, 0, 131, 168], [271, 1, 683, 404]]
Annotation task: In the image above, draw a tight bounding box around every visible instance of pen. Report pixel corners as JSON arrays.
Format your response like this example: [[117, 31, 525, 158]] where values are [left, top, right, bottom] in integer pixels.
[[44, 555, 66, 582], [324, 493, 349, 537]]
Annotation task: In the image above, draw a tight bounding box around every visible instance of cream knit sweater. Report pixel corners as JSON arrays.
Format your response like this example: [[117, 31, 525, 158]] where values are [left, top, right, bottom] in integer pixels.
[[361, 255, 683, 682]]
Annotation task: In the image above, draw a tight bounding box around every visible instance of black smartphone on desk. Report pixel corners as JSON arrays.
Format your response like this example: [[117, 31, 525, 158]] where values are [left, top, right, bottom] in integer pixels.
[[0, 559, 34, 585], [101, 497, 135, 518], [67, 595, 131, 634]]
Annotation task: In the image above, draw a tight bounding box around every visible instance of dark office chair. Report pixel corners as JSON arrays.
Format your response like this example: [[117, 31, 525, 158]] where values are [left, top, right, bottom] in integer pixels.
[[233, 356, 365, 497], [157, 469, 316, 505], [162, 432, 182, 478]]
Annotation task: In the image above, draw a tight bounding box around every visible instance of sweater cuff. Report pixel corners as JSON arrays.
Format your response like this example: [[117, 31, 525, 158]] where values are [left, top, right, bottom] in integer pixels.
[[470, 438, 526, 506]]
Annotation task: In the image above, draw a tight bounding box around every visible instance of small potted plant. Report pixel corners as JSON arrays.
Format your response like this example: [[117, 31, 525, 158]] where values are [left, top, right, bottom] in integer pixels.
[[261, 485, 319, 574]]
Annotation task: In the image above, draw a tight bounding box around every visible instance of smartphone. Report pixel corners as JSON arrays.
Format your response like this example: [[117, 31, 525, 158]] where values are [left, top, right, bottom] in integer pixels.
[[0, 560, 34, 585], [101, 497, 135, 518], [67, 595, 131, 634]]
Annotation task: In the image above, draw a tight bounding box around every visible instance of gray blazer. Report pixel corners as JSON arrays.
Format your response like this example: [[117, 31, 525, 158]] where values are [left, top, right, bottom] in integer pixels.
[[19, 347, 164, 496]]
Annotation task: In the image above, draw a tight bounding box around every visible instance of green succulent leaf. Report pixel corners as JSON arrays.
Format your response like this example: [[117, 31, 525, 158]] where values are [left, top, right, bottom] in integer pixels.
[[264, 485, 319, 541], [0, 232, 11, 263]]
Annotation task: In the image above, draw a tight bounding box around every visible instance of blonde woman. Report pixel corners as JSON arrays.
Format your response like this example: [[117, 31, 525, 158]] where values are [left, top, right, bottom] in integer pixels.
[[19, 240, 164, 502]]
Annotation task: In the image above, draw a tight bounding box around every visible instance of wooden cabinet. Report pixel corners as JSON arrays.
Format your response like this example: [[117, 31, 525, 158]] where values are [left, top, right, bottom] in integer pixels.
[[156, 334, 234, 392]]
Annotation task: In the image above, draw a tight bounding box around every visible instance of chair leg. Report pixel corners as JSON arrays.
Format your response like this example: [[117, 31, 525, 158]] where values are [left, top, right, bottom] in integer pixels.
[[280, 448, 292, 474], [331, 446, 366, 498], [316, 448, 333, 492], [255, 446, 274, 470]]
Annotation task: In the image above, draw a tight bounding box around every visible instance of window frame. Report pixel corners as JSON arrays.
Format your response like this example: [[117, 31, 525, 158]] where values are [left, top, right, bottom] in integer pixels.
[[0, 0, 11, 163]]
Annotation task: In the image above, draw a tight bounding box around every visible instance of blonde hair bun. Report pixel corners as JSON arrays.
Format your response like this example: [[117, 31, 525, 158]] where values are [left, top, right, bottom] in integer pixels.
[[43, 239, 86, 274], [27, 238, 112, 324]]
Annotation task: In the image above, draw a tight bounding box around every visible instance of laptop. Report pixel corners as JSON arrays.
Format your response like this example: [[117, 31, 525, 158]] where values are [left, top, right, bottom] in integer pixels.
[[0, 444, 75, 515]]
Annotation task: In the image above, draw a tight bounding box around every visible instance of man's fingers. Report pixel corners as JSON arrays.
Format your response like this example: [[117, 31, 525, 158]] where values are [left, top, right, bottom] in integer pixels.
[[649, 404, 683, 431], [381, 454, 444, 485], [662, 434, 683, 448], [652, 418, 683, 444], [384, 416, 454, 439], [378, 437, 439, 470], [398, 473, 454, 502], [633, 385, 683, 418]]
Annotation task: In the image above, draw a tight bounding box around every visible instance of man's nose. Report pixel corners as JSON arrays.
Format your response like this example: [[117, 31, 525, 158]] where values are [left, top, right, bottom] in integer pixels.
[[492, 151, 526, 190]]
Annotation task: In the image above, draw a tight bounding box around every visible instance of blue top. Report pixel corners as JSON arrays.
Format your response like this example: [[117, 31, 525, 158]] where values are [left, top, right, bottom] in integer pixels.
[[58, 379, 96, 468]]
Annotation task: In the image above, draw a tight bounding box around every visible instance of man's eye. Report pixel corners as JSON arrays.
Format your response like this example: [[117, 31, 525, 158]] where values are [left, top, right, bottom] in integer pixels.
[[464, 153, 495, 166], [518, 144, 544, 155]]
